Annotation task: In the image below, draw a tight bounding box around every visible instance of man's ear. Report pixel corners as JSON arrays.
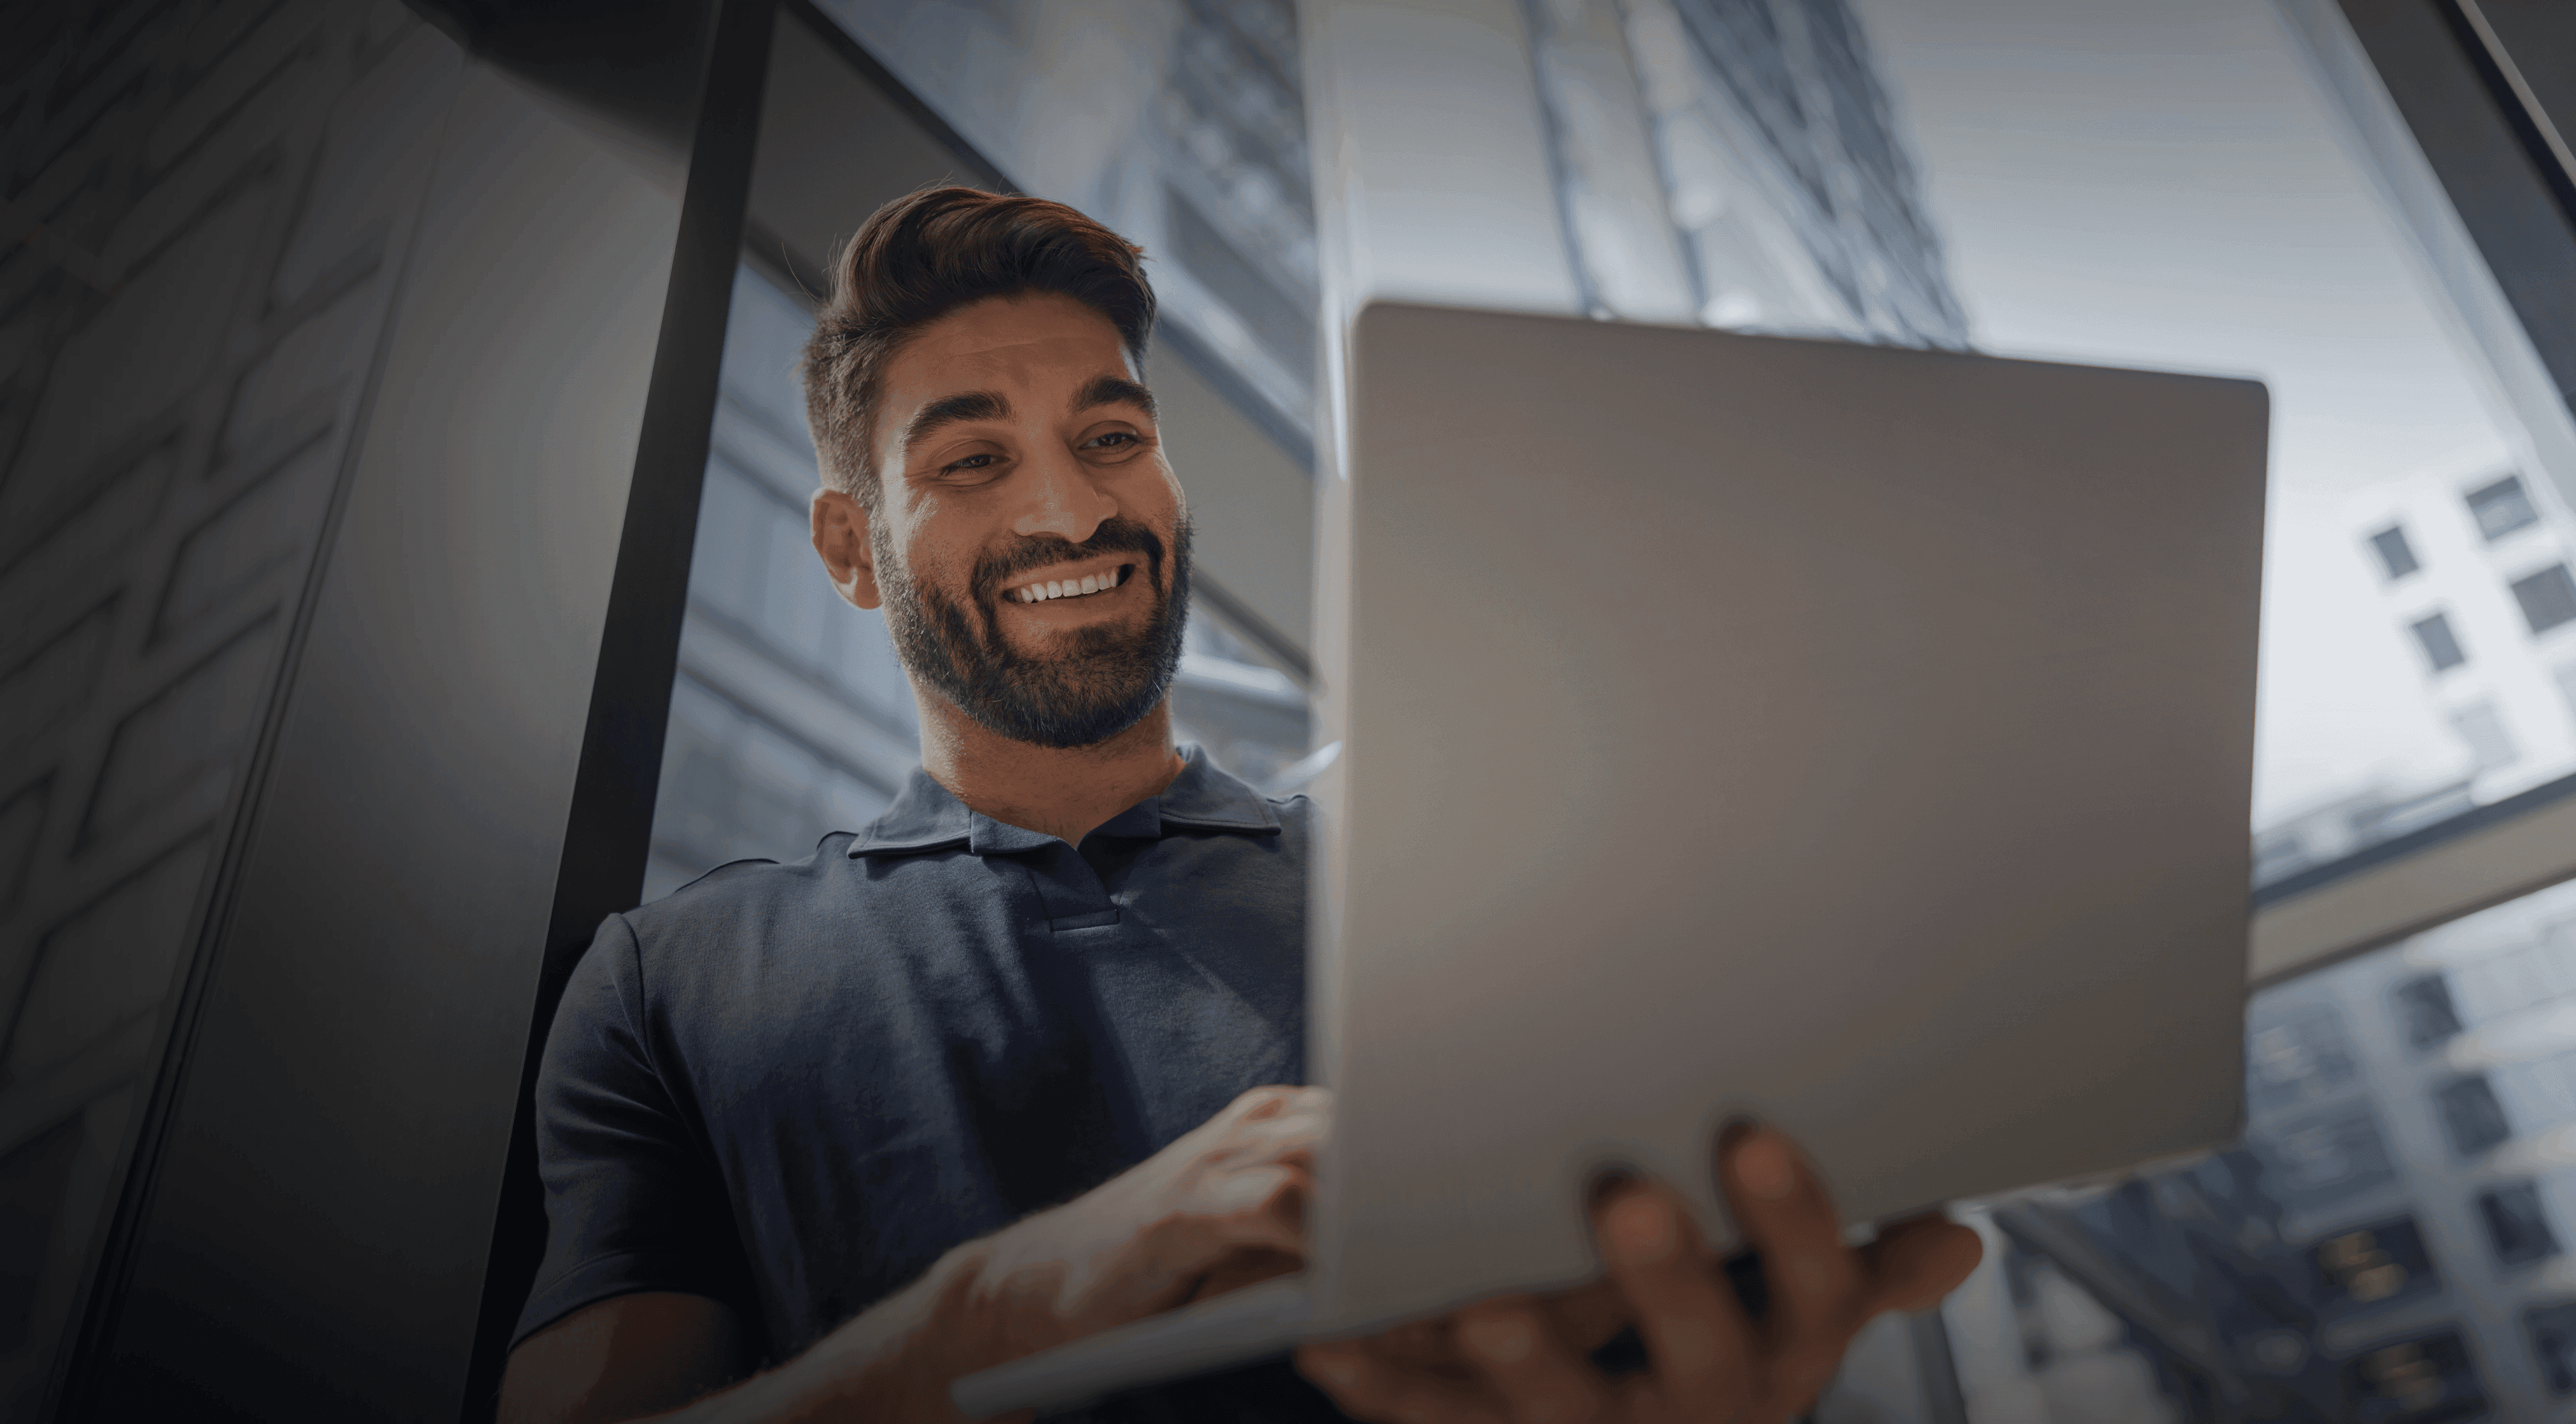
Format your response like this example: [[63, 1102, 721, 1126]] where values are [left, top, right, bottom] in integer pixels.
[[811, 487, 882, 610]]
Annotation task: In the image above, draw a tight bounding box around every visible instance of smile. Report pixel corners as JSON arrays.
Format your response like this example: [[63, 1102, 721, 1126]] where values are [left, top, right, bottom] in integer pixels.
[[1009, 564, 1133, 604]]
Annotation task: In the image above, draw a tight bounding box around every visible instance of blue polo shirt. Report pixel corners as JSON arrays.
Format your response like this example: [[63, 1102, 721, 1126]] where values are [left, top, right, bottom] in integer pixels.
[[515, 747, 1345, 1419]]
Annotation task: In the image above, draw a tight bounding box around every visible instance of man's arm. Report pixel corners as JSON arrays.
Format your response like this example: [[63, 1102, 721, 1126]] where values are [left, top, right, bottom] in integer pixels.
[[499, 1294, 748, 1424], [495, 1258, 992, 1423]]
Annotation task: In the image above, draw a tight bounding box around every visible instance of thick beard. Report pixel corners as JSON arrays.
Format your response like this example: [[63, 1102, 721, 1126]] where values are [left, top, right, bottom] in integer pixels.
[[875, 514, 1191, 750]]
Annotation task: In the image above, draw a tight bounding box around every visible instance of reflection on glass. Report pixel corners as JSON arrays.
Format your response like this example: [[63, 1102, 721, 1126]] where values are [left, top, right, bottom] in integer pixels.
[[645, 265, 1316, 898], [1857, 1, 2576, 891], [645, 269, 914, 900], [815, 0, 1317, 440], [1939, 875, 2576, 1421], [1521, 0, 1968, 347]]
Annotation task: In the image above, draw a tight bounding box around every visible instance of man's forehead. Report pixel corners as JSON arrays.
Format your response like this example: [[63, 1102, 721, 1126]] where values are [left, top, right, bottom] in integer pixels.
[[894, 293, 1131, 382]]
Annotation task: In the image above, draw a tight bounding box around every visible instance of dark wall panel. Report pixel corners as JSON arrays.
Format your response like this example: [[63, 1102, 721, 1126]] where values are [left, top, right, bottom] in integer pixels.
[[80, 47, 693, 1424], [0, 3, 454, 1412]]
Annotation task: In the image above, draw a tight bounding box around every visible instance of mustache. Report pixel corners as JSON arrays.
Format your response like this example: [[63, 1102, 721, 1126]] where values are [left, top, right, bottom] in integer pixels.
[[970, 518, 1167, 604]]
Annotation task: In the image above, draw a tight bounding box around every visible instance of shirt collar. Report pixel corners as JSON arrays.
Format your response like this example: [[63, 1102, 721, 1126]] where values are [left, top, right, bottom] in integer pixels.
[[848, 745, 1280, 858]]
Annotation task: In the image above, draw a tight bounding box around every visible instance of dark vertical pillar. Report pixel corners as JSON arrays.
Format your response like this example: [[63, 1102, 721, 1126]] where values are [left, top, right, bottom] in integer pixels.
[[2334, 0, 2576, 422], [467, 0, 776, 1413]]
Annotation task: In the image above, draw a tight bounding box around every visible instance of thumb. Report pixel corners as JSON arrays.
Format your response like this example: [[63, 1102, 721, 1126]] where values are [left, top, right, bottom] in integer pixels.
[[1865, 1218, 1984, 1316]]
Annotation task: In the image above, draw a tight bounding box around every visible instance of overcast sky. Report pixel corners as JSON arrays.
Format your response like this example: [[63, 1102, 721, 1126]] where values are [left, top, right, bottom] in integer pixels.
[[1853, 0, 2521, 824]]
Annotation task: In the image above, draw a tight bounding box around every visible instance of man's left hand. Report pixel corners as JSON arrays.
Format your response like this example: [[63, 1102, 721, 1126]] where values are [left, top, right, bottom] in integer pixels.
[[1292, 1126, 1983, 1423]]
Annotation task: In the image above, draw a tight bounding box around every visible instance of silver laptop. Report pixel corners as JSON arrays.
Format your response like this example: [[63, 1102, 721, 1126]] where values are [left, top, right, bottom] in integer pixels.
[[954, 301, 2266, 1417]]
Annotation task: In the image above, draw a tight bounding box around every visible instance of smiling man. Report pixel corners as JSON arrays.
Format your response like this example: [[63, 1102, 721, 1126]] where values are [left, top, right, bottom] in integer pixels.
[[495, 187, 1978, 1424]]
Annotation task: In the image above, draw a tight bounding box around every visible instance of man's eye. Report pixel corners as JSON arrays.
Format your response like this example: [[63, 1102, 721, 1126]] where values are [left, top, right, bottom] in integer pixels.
[[1088, 431, 1139, 451], [943, 453, 997, 474]]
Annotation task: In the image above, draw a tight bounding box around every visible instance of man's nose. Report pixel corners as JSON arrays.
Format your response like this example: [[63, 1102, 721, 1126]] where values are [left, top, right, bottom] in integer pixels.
[[1010, 445, 1117, 545]]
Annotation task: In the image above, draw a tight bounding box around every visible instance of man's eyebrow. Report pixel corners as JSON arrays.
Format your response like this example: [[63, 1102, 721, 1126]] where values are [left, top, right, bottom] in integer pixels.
[[900, 390, 1010, 452], [1073, 374, 1157, 419]]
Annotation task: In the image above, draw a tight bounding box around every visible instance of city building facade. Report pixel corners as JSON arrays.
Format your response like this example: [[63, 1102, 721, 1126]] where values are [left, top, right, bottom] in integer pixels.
[[2256, 457, 2576, 889]]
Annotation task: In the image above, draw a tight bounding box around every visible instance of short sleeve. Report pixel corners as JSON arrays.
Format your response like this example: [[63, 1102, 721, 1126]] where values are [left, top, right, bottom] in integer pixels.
[[511, 913, 753, 1347]]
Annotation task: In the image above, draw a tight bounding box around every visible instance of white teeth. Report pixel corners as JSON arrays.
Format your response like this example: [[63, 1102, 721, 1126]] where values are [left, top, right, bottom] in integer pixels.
[[1013, 569, 1131, 604]]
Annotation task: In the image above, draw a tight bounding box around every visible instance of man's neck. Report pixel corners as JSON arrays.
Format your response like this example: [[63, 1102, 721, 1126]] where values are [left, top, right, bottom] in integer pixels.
[[913, 693, 1186, 847]]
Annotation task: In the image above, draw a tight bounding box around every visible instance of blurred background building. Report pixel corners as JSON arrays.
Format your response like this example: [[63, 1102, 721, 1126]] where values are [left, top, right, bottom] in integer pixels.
[[2258, 459, 2576, 890], [645, 0, 1971, 893], [0, 0, 2572, 1420]]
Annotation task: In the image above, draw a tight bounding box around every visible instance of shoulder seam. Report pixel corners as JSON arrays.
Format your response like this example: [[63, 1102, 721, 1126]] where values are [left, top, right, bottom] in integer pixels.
[[611, 912, 659, 1081]]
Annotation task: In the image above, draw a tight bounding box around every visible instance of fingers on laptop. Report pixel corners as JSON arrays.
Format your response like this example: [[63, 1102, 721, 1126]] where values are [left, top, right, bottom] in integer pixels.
[[1299, 1306, 1614, 1424], [1717, 1126, 1866, 1410], [1295, 1336, 1451, 1422], [1455, 1298, 1633, 1423], [1154, 1157, 1312, 1268], [1591, 1181, 1775, 1421], [1294, 1130, 1965, 1423], [1226, 1083, 1332, 1127]]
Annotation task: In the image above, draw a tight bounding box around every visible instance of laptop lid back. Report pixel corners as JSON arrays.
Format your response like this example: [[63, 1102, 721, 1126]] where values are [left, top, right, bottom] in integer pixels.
[[1304, 301, 2265, 1333]]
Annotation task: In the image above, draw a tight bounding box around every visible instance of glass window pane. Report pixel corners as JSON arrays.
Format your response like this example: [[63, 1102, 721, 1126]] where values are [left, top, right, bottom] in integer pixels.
[[2373, 525, 2421, 581], [2476, 1182, 2557, 1267], [2313, 1217, 2438, 1310], [2347, 1331, 2485, 1422], [1860, 3, 2576, 888], [2509, 564, 2576, 637], [1960, 875, 2576, 1421], [2391, 973, 2463, 1049], [692, 463, 771, 627], [647, 265, 923, 894], [2412, 613, 2468, 673], [2432, 1074, 2512, 1158], [2527, 1302, 2576, 1393], [2468, 475, 2541, 542]]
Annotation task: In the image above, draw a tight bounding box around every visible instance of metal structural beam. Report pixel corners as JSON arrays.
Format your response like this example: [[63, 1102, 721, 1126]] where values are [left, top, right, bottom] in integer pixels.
[[2253, 0, 2576, 982], [2271, 0, 2576, 511]]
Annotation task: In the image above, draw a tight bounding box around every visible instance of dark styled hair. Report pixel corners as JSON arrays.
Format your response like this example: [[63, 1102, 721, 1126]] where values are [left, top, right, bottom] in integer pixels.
[[801, 186, 1157, 507]]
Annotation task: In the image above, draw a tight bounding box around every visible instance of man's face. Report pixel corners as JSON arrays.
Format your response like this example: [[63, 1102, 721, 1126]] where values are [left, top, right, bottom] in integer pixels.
[[813, 291, 1189, 748]]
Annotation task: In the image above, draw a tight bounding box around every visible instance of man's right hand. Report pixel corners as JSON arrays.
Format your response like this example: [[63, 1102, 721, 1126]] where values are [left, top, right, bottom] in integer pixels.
[[956, 1083, 1330, 1355], [794, 1083, 1332, 1420], [499, 1085, 1330, 1424]]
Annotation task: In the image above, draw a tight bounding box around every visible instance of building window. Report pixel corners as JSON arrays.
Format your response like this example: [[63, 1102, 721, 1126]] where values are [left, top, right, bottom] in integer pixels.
[[2510, 564, 2576, 637], [2260, 1106, 2396, 1206], [2247, 1005, 2357, 1113], [2467, 474, 2540, 541], [2346, 1330, 2485, 1420], [2371, 525, 2421, 580], [2450, 701, 2518, 772], [2412, 612, 2468, 672], [2530, 1303, 2576, 1394], [2435, 1074, 2513, 1158], [2478, 1182, 2558, 1267], [2392, 974, 2464, 1049], [2311, 1217, 2438, 1310]]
